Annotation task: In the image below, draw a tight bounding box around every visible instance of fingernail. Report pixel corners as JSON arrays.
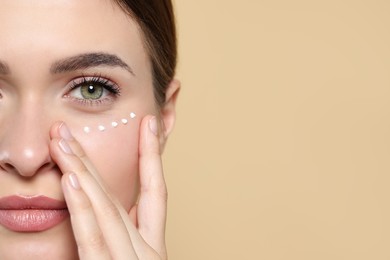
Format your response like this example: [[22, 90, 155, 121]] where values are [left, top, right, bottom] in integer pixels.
[[69, 173, 80, 190], [59, 139, 73, 154], [149, 116, 158, 136], [59, 122, 73, 141]]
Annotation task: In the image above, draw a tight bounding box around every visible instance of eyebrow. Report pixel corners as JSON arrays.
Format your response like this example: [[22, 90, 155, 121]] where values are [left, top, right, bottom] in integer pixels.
[[50, 52, 135, 76]]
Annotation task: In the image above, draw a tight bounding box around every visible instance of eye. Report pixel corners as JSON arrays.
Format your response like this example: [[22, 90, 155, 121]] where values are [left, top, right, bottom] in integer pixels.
[[79, 82, 104, 100], [65, 76, 121, 106]]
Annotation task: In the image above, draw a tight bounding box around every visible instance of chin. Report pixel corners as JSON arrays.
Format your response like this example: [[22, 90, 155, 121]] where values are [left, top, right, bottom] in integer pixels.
[[0, 218, 78, 260]]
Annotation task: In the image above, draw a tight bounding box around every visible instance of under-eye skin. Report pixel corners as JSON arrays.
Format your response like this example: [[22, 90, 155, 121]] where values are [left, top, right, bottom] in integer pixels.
[[64, 76, 121, 106]]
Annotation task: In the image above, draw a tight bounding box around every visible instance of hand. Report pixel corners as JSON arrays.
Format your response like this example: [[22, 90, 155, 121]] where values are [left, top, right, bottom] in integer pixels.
[[49, 115, 167, 260]]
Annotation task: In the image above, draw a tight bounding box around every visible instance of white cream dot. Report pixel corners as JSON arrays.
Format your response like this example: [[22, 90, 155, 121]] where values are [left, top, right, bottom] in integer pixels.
[[98, 125, 105, 131], [84, 127, 91, 133], [111, 122, 118, 128], [121, 119, 128, 124], [130, 112, 136, 119]]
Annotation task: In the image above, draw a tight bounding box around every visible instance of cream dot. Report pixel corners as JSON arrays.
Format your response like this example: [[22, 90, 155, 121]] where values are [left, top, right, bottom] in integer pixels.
[[121, 119, 128, 124], [84, 127, 91, 133], [98, 125, 105, 131], [111, 122, 118, 128], [130, 112, 136, 119]]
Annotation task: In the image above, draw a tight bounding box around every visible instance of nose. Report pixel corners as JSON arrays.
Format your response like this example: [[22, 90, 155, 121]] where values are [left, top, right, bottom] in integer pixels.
[[0, 106, 54, 177]]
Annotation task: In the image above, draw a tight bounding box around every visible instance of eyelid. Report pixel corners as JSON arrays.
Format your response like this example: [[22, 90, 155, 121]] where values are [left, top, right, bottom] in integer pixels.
[[68, 75, 120, 93], [63, 75, 121, 107]]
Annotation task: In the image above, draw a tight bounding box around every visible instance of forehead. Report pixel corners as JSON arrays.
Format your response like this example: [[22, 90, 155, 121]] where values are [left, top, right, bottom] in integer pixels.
[[0, 0, 148, 76]]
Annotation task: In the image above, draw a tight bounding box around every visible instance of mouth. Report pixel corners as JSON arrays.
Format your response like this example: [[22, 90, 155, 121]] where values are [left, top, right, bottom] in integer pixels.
[[0, 195, 69, 232]]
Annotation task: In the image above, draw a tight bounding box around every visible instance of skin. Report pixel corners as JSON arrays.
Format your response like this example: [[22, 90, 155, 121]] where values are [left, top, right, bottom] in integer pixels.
[[0, 0, 179, 259]]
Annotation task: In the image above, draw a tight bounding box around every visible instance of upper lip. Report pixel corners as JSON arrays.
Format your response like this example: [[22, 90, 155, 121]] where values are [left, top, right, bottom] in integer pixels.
[[0, 195, 67, 210]]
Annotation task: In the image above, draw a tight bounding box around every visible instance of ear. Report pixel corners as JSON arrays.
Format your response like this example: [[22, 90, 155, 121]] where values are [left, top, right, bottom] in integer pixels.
[[159, 79, 181, 151]]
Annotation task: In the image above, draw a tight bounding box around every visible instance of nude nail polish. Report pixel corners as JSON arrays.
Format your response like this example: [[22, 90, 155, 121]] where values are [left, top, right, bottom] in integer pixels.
[[59, 139, 73, 154], [69, 173, 80, 190], [59, 123, 73, 140], [149, 116, 158, 136]]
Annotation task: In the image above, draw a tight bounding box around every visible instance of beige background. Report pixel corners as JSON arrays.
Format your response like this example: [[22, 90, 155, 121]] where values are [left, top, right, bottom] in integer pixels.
[[163, 1, 390, 259]]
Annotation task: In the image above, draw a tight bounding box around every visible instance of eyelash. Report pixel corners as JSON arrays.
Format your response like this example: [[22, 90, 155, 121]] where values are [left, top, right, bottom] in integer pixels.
[[65, 75, 121, 106]]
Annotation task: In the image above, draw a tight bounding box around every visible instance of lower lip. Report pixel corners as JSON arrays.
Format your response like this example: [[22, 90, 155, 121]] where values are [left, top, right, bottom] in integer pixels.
[[0, 209, 69, 232]]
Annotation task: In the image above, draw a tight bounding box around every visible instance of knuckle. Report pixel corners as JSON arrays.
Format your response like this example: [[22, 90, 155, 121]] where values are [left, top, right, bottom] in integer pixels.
[[76, 195, 93, 212], [155, 182, 168, 201], [77, 168, 90, 178], [78, 151, 89, 162], [69, 140, 87, 158], [78, 230, 106, 253], [159, 187, 168, 202], [141, 177, 167, 193], [101, 200, 122, 220], [141, 182, 168, 202]]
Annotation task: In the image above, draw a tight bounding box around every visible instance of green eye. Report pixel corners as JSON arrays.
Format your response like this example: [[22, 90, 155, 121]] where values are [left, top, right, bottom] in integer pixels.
[[66, 76, 121, 107], [80, 84, 104, 100]]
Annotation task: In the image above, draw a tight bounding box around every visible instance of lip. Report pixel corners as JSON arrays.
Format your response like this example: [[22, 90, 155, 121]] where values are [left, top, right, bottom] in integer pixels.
[[0, 195, 69, 232]]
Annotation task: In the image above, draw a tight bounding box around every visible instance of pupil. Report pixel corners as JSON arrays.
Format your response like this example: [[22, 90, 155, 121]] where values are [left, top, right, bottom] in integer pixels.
[[88, 85, 95, 93], [80, 83, 103, 100]]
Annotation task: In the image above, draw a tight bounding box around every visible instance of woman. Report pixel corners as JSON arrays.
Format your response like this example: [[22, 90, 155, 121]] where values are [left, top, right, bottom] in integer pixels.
[[0, 0, 180, 259]]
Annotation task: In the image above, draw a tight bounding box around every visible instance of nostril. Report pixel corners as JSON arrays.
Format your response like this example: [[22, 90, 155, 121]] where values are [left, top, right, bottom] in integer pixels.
[[1, 161, 55, 176], [2, 162, 16, 172], [0, 149, 54, 176], [4, 163, 14, 169], [38, 161, 55, 172]]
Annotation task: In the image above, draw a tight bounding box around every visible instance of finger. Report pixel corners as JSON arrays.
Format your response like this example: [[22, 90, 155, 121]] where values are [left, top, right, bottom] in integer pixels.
[[129, 205, 138, 227], [137, 115, 168, 256], [50, 122, 138, 259], [50, 122, 108, 190], [52, 122, 157, 258], [51, 121, 124, 206], [61, 172, 110, 260]]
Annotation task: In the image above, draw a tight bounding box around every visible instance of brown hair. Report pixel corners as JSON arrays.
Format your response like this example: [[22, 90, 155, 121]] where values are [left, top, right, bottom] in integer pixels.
[[114, 0, 177, 107]]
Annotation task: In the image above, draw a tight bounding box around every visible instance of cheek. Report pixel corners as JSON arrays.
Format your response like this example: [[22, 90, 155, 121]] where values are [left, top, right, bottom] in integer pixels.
[[65, 111, 140, 211]]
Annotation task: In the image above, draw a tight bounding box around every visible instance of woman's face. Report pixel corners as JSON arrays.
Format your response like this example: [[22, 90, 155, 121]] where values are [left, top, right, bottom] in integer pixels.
[[0, 0, 160, 258]]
